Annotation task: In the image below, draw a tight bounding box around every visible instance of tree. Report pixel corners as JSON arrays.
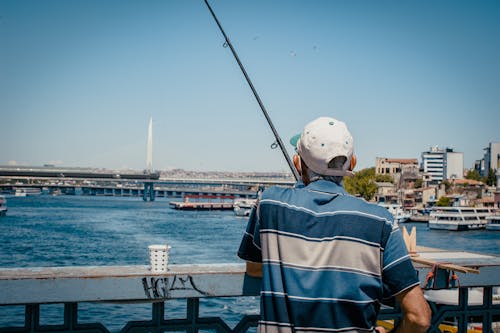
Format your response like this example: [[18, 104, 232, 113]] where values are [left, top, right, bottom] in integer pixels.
[[465, 169, 481, 181], [375, 174, 393, 183], [435, 196, 451, 207], [485, 168, 496, 186], [344, 167, 378, 201], [441, 180, 451, 192], [414, 178, 423, 189]]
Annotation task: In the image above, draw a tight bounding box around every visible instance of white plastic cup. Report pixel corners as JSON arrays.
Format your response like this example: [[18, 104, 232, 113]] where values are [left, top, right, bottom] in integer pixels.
[[148, 244, 171, 273]]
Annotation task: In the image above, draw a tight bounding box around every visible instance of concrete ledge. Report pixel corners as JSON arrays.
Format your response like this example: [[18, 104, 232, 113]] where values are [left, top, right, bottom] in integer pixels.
[[1, 254, 499, 306], [0, 263, 261, 305]]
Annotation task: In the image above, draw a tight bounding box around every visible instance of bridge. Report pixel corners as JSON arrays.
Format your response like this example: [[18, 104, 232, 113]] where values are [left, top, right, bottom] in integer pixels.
[[0, 118, 295, 201], [0, 166, 294, 201], [0, 166, 160, 181]]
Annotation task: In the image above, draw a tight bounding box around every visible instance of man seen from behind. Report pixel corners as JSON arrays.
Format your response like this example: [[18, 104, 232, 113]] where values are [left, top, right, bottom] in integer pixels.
[[238, 116, 431, 333]]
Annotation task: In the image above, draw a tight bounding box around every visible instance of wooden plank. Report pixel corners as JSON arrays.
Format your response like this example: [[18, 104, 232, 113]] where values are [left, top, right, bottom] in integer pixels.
[[411, 257, 480, 274]]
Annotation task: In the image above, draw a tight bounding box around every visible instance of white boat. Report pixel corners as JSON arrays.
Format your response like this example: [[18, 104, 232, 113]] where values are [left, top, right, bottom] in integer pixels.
[[14, 188, 41, 197], [0, 195, 7, 216], [425, 287, 500, 306], [486, 214, 500, 231], [378, 203, 411, 224], [424, 287, 500, 332], [428, 206, 494, 231], [233, 199, 256, 217]]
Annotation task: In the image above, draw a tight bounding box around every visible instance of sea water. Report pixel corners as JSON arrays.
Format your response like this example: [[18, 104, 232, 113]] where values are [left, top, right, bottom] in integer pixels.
[[0, 195, 498, 331]]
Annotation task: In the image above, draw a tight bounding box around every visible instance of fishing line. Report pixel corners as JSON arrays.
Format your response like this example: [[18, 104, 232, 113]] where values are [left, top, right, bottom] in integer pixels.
[[204, 0, 300, 181]]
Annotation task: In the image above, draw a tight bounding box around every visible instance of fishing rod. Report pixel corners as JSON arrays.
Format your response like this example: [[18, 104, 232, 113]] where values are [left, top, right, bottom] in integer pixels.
[[204, 0, 300, 181]]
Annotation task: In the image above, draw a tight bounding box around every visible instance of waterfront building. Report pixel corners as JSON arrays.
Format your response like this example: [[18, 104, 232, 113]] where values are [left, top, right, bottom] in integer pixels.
[[479, 142, 500, 177], [421, 147, 445, 184], [375, 158, 418, 176], [375, 157, 420, 189], [413, 187, 437, 209], [421, 146, 463, 185], [375, 158, 422, 208], [495, 169, 500, 208], [445, 150, 464, 180], [374, 182, 397, 204]]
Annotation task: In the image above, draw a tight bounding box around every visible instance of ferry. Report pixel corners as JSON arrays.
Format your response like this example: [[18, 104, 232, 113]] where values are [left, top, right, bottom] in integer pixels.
[[428, 206, 494, 231], [378, 203, 411, 224], [486, 214, 500, 231], [0, 195, 7, 216], [233, 198, 256, 217]]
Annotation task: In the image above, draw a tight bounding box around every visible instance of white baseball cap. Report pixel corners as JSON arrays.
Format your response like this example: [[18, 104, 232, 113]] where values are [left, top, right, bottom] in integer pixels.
[[290, 117, 354, 176]]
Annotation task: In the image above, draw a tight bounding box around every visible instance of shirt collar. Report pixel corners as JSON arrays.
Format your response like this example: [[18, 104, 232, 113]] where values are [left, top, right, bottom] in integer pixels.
[[305, 179, 347, 195]]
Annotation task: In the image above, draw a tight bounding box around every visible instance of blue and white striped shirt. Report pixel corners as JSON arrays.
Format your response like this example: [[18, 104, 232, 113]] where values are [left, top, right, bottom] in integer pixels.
[[238, 180, 419, 333]]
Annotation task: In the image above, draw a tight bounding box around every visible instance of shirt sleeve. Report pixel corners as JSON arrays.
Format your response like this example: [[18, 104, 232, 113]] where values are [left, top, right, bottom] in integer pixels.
[[237, 205, 262, 263], [381, 226, 420, 299]]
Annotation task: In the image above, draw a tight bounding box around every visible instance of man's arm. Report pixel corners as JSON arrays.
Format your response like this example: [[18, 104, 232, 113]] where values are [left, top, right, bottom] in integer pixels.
[[246, 261, 262, 278], [393, 285, 431, 333]]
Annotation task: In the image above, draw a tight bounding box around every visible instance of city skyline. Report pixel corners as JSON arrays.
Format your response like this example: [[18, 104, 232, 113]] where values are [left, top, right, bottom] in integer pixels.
[[1, 0, 499, 172]]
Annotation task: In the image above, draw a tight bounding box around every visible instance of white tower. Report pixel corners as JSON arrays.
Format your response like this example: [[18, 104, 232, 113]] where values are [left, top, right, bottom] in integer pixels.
[[146, 117, 153, 172]]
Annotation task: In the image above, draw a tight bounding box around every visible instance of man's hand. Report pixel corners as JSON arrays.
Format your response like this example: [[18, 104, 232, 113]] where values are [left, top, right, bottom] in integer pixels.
[[375, 326, 386, 333]]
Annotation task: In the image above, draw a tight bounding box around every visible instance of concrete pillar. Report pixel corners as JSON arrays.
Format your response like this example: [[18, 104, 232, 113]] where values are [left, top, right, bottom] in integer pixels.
[[143, 182, 155, 201]]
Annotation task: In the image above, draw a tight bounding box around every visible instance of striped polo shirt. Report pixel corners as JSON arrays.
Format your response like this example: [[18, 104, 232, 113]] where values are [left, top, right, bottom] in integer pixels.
[[238, 180, 419, 333]]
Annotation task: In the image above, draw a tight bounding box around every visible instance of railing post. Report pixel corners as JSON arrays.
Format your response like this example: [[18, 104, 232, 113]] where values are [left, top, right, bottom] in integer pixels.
[[152, 302, 165, 329], [457, 287, 469, 333], [186, 298, 199, 333], [482, 286, 493, 333], [26, 304, 38, 333]]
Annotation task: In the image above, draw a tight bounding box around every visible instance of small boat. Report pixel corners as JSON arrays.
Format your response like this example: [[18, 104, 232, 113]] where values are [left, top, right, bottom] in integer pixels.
[[0, 195, 7, 216], [486, 214, 500, 231], [14, 188, 42, 197], [233, 199, 256, 217], [378, 203, 411, 224], [170, 194, 235, 211], [428, 206, 493, 231], [50, 188, 62, 196]]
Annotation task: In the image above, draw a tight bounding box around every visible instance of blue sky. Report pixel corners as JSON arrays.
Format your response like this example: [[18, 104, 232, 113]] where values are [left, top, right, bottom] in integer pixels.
[[1, 0, 499, 173]]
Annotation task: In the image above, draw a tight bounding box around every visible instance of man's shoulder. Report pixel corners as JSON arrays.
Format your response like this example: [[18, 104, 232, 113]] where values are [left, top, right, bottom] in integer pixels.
[[261, 185, 295, 199], [260, 185, 393, 221], [340, 194, 394, 221]]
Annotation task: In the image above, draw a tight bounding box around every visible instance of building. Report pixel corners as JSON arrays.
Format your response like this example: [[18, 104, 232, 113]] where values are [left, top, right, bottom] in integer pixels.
[[480, 142, 500, 177], [421, 146, 463, 185], [376, 157, 420, 190], [445, 151, 464, 180], [376, 158, 419, 176], [496, 169, 500, 209], [414, 187, 437, 209], [421, 147, 445, 184], [374, 182, 397, 204]]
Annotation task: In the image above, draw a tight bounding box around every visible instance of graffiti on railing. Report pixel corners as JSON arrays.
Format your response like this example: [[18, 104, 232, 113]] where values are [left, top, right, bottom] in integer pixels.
[[142, 275, 212, 299]]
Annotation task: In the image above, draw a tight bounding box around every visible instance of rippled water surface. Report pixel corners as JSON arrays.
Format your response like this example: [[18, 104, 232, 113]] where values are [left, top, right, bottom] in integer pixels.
[[0, 195, 498, 331]]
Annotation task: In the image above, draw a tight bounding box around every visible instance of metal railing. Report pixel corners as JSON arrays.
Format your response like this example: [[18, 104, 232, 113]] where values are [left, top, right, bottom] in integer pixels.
[[0, 260, 499, 333]]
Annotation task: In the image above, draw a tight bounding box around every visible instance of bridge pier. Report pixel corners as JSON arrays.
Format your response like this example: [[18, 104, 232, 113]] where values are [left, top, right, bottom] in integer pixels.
[[143, 182, 155, 202]]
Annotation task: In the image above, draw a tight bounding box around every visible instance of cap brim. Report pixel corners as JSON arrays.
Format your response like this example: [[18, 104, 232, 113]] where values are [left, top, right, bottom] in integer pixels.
[[289, 134, 301, 148]]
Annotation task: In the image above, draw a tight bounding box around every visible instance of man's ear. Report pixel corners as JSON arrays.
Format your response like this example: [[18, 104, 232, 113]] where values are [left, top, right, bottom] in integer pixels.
[[349, 155, 357, 171], [293, 154, 302, 175]]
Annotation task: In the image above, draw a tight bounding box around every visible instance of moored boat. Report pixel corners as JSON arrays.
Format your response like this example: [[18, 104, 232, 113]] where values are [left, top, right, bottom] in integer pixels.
[[14, 187, 42, 197], [378, 203, 411, 224], [233, 198, 256, 217], [428, 206, 493, 231], [486, 214, 500, 231]]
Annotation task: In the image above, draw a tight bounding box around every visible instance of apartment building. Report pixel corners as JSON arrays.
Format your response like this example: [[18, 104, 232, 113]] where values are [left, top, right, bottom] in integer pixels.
[[421, 146, 463, 184]]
